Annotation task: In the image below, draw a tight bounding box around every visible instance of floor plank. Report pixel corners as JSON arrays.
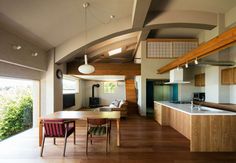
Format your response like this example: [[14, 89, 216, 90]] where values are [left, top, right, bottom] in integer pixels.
[[0, 115, 236, 163]]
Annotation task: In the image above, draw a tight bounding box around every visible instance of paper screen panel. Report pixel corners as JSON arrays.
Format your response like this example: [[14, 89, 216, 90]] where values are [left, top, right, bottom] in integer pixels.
[[173, 42, 198, 58], [147, 41, 172, 58]]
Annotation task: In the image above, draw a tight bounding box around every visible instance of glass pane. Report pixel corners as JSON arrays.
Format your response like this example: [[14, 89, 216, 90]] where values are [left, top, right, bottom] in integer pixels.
[[63, 78, 78, 94], [0, 77, 33, 141], [104, 82, 117, 93]]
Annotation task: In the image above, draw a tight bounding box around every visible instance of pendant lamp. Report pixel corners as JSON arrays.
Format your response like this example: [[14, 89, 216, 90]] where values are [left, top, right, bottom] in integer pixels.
[[78, 55, 95, 74], [78, 2, 95, 74]]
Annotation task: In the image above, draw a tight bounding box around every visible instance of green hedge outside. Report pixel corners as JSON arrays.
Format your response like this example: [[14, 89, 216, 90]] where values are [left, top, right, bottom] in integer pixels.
[[0, 95, 33, 140]]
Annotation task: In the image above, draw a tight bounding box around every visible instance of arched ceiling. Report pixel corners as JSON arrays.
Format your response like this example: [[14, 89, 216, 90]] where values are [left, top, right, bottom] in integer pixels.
[[0, 0, 236, 64], [0, 0, 134, 49]]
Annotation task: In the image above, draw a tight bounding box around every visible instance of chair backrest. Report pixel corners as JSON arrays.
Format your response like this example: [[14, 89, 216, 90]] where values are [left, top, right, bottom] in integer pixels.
[[43, 119, 65, 137], [87, 118, 107, 125]]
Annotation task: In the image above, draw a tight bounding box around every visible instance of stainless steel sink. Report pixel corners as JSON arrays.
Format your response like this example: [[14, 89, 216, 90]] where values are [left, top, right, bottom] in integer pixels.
[[196, 106, 225, 112]]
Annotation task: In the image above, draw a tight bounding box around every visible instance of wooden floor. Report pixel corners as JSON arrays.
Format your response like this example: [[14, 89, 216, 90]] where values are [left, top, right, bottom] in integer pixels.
[[1, 114, 236, 163]]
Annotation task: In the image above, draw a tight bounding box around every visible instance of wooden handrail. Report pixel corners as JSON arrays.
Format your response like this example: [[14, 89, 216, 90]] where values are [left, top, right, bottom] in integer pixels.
[[157, 26, 236, 74]]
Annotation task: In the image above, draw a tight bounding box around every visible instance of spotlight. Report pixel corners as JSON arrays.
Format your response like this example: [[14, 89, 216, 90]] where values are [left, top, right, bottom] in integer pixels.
[[194, 58, 198, 65], [185, 63, 188, 68], [12, 45, 22, 50], [32, 52, 38, 56]]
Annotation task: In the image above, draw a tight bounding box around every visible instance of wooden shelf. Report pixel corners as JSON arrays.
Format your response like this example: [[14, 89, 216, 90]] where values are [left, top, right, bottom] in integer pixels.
[[221, 68, 235, 85], [195, 73, 205, 87]]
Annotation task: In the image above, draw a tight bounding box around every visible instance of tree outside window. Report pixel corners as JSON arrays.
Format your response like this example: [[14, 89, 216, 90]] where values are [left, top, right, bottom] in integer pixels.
[[104, 82, 117, 93], [0, 78, 33, 141]]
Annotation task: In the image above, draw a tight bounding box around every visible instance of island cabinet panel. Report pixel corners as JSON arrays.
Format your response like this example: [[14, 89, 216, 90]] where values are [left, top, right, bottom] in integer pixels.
[[154, 103, 170, 126], [191, 115, 236, 152], [154, 103, 190, 139], [169, 109, 191, 140]]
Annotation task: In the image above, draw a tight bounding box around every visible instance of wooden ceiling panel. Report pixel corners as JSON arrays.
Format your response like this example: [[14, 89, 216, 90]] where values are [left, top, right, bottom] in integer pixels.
[[67, 62, 141, 76]]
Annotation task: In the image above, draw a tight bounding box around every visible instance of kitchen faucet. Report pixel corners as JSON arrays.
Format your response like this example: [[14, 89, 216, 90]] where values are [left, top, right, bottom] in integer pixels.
[[191, 101, 202, 110]]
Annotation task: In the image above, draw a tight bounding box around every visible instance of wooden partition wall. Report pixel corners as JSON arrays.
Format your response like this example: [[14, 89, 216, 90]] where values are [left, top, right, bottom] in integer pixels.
[[67, 62, 141, 76], [125, 79, 138, 114]]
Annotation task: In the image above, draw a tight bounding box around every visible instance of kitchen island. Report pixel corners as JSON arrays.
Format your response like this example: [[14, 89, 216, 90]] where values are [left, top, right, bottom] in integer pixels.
[[154, 101, 236, 152]]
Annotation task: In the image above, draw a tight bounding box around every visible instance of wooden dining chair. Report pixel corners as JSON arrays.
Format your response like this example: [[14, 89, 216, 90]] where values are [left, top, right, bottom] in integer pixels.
[[86, 118, 111, 154], [40, 119, 76, 157]]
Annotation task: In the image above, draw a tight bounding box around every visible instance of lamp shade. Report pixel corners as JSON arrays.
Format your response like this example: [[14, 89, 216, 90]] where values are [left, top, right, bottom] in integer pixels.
[[78, 64, 95, 74], [78, 55, 95, 74]]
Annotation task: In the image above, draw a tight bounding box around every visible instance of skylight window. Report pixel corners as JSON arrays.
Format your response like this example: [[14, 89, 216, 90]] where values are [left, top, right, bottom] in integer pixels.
[[108, 48, 122, 56]]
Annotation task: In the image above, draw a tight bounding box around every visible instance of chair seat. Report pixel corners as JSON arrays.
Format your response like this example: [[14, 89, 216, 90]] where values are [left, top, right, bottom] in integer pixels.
[[88, 126, 107, 136]]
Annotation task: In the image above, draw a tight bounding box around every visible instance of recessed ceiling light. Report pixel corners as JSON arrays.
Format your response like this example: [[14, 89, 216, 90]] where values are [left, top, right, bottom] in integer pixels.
[[110, 15, 115, 19], [32, 52, 38, 57], [12, 45, 22, 50], [108, 48, 122, 56]]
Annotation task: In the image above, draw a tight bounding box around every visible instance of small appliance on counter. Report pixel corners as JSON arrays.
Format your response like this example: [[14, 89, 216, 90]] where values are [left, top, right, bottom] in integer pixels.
[[193, 92, 205, 101]]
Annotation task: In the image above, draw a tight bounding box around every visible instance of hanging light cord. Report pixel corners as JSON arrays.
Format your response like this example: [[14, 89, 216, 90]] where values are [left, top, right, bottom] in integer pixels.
[[84, 3, 88, 56]]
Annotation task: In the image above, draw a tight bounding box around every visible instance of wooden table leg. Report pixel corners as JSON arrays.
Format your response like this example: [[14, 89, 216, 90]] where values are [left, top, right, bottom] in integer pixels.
[[116, 119, 120, 146], [39, 118, 43, 146]]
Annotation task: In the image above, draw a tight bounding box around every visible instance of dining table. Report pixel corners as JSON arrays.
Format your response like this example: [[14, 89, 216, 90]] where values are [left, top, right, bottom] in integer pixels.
[[38, 110, 121, 146]]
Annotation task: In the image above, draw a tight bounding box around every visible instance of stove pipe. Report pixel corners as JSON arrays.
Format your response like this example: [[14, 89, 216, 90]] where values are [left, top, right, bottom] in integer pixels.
[[92, 84, 100, 98]]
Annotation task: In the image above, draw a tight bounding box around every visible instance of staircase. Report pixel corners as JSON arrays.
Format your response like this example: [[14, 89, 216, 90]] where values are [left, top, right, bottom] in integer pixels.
[[125, 79, 138, 114]]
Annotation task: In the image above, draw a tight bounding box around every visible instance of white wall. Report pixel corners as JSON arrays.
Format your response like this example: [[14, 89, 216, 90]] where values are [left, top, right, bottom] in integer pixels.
[[229, 46, 236, 104], [0, 27, 48, 71], [140, 41, 174, 116], [84, 80, 126, 106], [225, 5, 236, 28], [40, 50, 65, 115], [205, 66, 220, 103], [40, 52, 54, 116], [196, 12, 236, 104]]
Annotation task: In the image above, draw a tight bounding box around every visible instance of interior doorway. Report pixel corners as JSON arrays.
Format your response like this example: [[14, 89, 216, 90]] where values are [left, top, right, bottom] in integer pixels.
[[146, 79, 178, 117]]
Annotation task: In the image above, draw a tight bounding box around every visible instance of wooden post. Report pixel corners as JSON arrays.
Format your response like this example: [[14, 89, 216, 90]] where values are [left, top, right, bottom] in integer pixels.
[[39, 118, 43, 146], [116, 119, 120, 146]]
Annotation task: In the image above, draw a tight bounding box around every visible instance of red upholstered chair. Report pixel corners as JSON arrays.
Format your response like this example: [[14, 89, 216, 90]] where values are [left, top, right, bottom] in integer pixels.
[[40, 119, 76, 157]]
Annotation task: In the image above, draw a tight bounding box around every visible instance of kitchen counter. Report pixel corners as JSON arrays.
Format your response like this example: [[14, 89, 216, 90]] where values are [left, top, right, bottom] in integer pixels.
[[154, 101, 236, 115], [154, 101, 236, 152]]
